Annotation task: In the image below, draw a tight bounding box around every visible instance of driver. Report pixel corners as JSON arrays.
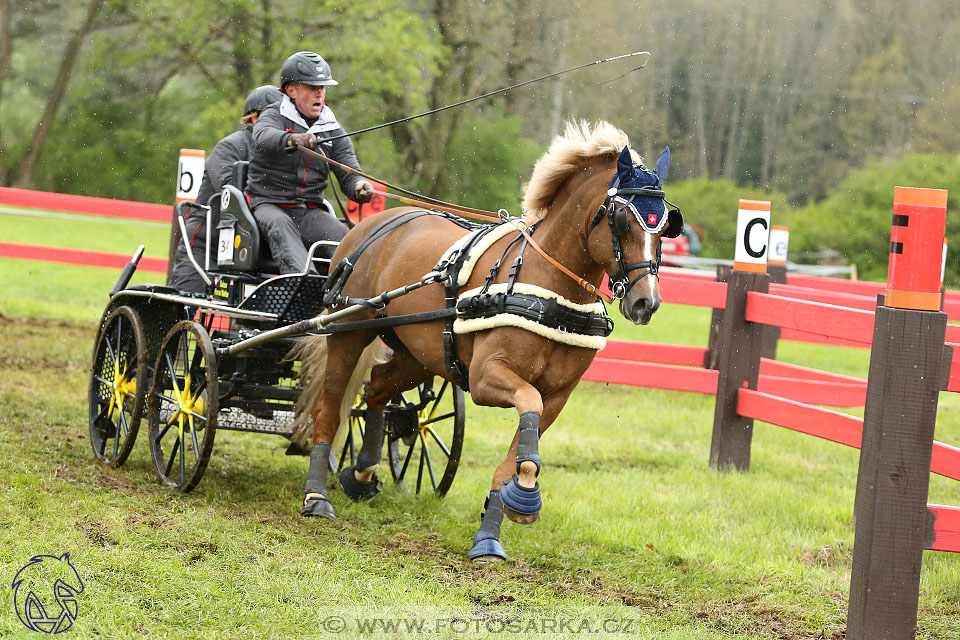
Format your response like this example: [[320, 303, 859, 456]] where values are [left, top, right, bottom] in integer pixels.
[[169, 85, 281, 293], [245, 51, 373, 274]]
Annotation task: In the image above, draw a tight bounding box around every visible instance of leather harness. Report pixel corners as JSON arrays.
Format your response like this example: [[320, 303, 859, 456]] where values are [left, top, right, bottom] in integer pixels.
[[319, 182, 667, 390]]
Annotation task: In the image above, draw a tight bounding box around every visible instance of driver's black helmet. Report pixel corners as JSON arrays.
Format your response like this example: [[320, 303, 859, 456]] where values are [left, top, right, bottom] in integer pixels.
[[243, 85, 281, 115], [279, 51, 339, 88]]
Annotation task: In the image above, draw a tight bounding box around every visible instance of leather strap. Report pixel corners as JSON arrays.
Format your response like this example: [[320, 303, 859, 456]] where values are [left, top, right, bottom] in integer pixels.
[[296, 145, 502, 221], [303, 144, 613, 304]]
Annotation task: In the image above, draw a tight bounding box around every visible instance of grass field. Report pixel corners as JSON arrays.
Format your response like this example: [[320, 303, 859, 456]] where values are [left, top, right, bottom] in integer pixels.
[[1, 208, 959, 638]]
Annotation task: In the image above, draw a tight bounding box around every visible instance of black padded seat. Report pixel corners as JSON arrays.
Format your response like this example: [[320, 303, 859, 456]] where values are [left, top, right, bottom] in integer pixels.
[[216, 161, 338, 277], [216, 184, 282, 275]]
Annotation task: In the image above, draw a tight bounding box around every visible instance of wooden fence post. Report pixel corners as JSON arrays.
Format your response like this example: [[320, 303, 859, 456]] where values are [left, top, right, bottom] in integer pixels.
[[846, 305, 947, 639], [709, 269, 769, 471], [760, 263, 787, 361], [704, 264, 732, 370], [847, 186, 949, 640], [709, 199, 771, 471]]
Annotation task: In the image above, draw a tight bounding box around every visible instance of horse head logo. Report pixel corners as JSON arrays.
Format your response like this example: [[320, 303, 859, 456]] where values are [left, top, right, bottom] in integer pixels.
[[12, 553, 85, 634]]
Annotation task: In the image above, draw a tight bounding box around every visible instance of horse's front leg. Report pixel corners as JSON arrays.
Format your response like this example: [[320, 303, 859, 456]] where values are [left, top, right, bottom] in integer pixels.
[[487, 387, 573, 518], [466, 357, 556, 561]]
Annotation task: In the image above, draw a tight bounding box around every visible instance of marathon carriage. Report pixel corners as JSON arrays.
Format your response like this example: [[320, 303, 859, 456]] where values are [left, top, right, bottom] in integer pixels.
[[87, 163, 466, 494], [88, 116, 684, 561]]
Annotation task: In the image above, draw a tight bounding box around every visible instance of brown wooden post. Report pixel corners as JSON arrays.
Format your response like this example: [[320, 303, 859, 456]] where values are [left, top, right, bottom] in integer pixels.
[[704, 264, 732, 370], [760, 263, 787, 361], [169, 149, 205, 285], [846, 305, 947, 639], [847, 186, 949, 640], [166, 205, 180, 285], [708, 269, 769, 471]]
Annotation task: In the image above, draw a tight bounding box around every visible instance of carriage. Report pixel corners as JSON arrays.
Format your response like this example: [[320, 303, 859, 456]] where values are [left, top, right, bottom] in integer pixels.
[[87, 166, 466, 495], [88, 120, 682, 561]]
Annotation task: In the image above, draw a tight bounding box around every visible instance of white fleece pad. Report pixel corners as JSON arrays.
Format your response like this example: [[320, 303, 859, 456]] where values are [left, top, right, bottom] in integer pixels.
[[437, 222, 520, 287], [454, 282, 608, 350]]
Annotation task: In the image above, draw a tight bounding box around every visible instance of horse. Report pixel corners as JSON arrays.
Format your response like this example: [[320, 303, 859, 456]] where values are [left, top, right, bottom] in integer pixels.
[[293, 120, 682, 561]]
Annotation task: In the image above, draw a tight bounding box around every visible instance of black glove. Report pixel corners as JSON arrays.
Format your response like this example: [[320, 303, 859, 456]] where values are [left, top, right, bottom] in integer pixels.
[[354, 180, 374, 204], [286, 132, 317, 150]]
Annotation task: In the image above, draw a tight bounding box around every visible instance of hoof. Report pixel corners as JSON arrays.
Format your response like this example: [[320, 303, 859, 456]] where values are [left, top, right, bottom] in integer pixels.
[[338, 465, 382, 502], [301, 493, 337, 519], [93, 416, 117, 438], [285, 440, 311, 456], [467, 537, 507, 562], [500, 475, 541, 524]]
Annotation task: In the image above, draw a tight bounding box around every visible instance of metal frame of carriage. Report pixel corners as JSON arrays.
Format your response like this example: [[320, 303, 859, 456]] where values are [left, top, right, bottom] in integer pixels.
[[88, 169, 466, 495]]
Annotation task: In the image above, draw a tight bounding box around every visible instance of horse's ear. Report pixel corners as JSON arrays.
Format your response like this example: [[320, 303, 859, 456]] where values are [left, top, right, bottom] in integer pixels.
[[616, 146, 634, 176], [662, 208, 684, 238], [654, 146, 670, 182], [60, 553, 71, 561]]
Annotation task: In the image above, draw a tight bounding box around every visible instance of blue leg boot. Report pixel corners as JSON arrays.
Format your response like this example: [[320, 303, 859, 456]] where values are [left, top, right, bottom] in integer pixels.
[[467, 490, 507, 562], [500, 412, 542, 524], [338, 410, 384, 502], [302, 444, 337, 519]]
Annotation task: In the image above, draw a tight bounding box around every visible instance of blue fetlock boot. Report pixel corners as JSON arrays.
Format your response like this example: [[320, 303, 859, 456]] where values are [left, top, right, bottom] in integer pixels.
[[501, 412, 542, 524], [467, 490, 507, 562]]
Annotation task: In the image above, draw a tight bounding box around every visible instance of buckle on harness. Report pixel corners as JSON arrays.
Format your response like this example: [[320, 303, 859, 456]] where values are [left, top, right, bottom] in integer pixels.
[[611, 280, 627, 300]]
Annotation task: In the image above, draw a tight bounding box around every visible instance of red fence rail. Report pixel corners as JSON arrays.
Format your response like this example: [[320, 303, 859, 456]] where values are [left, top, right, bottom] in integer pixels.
[[0, 186, 170, 223], [0, 242, 168, 273]]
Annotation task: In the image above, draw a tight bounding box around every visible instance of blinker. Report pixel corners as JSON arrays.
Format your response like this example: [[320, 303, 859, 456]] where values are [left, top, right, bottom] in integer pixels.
[[612, 207, 630, 236]]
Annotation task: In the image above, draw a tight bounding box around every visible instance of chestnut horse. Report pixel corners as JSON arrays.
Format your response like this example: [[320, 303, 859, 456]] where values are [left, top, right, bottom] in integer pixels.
[[294, 120, 681, 561]]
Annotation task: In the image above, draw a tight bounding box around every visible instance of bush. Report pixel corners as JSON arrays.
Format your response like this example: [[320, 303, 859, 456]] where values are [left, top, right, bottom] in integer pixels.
[[786, 153, 960, 285], [665, 177, 793, 260]]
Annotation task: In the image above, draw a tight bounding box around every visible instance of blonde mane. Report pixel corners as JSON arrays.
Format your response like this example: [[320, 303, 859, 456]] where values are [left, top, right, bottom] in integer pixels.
[[521, 120, 639, 222]]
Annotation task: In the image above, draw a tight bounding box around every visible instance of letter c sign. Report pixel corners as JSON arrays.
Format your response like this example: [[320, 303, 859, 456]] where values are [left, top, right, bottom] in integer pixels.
[[734, 199, 771, 273]]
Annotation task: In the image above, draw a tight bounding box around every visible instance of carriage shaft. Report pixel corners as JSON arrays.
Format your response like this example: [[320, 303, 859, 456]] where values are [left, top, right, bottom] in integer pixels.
[[217, 271, 443, 356]]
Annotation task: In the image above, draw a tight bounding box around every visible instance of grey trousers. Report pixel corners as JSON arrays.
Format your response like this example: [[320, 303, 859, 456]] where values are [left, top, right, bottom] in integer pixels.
[[253, 203, 348, 274], [168, 209, 213, 294]]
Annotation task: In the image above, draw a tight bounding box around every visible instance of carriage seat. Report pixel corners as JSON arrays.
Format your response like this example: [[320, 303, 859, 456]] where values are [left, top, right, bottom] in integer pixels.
[[216, 161, 337, 276]]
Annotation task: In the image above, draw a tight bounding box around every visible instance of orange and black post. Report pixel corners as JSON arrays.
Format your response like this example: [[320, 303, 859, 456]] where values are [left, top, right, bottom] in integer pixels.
[[709, 200, 771, 470], [847, 187, 949, 639]]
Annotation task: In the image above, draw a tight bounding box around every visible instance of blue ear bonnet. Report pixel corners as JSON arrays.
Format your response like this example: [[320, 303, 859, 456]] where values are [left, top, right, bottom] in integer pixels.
[[610, 146, 670, 233]]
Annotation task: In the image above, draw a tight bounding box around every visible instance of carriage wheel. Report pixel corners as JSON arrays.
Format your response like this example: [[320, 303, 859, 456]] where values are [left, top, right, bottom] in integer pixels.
[[147, 321, 218, 492], [88, 305, 147, 467], [386, 378, 465, 496]]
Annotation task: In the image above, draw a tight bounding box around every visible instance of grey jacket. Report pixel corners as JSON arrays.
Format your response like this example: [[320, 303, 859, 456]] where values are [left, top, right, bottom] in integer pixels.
[[195, 126, 254, 214], [246, 96, 363, 208]]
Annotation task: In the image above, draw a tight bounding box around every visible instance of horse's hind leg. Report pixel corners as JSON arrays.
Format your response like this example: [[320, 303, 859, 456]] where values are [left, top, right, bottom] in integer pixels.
[[302, 331, 378, 519], [338, 343, 431, 501]]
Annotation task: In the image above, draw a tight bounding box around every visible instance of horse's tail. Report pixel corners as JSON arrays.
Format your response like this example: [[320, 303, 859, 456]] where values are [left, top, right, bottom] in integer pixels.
[[289, 335, 388, 453]]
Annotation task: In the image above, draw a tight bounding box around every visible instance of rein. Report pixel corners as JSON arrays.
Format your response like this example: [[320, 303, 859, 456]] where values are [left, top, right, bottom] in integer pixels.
[[297, 145, 500, 221], [295, 143, 615, 303]]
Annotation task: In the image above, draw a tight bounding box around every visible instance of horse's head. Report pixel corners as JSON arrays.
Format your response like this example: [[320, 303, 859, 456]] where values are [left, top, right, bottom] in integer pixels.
[[587, 145, 683, 324]]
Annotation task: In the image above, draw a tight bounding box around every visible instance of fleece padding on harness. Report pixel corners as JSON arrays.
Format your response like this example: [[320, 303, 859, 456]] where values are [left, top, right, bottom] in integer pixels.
[[454, 282, 608, 350], [437, 222, 520, 287]]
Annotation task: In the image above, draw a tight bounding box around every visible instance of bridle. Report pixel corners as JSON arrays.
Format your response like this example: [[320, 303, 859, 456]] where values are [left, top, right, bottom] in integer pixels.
[[587, 177, 668, 300]]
